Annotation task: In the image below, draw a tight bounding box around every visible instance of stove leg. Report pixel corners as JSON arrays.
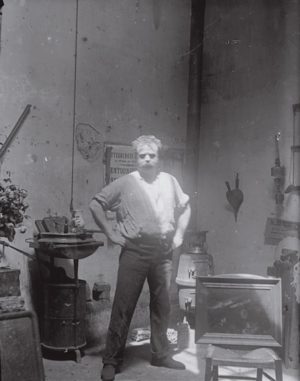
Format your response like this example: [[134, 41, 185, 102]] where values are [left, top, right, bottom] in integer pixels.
[[75, 349, 81, 363]]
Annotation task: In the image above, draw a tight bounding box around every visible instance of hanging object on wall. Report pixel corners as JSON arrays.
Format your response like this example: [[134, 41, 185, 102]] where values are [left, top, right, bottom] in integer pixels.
[[285, 103, 300, 194], [75, 123, 103, 162], [225, 173, 244, 222], [271, 132, 284, 207]]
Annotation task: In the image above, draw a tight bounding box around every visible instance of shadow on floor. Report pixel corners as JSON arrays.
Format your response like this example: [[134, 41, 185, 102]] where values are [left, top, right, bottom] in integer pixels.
[[43, 339, 300, 381], [43, 341, 204, 381]]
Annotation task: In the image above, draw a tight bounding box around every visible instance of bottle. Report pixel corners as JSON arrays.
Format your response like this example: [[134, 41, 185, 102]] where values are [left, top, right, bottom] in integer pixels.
[[63, 220, 69, 233], [177, 316, 190, 350]]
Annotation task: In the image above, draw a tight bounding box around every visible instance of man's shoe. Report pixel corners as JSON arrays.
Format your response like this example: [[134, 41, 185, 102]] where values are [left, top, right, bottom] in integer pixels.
[[151, 357, 186, 370], [101, 364, 119, 381]]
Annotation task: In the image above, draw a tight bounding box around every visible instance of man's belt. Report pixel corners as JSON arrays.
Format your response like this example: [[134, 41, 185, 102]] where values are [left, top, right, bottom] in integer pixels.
[[134, 232, 173, 252]]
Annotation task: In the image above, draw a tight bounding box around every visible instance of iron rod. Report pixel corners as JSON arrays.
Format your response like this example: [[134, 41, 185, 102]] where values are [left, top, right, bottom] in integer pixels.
[[0, 104, 31, 159]]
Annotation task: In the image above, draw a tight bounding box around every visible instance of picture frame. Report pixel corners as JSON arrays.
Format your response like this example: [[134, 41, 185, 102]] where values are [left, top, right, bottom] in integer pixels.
[[195, 275, 282, 348]]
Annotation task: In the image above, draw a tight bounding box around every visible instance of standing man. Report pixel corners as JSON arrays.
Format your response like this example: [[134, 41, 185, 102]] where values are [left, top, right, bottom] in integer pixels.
[[89, 135, 191, 381]]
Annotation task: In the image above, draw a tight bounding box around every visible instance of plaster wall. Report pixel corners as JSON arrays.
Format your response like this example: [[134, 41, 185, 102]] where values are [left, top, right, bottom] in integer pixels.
[[2, 0, 299, 346], [197, 0, 300, 275], [0, 0, 191, 342]]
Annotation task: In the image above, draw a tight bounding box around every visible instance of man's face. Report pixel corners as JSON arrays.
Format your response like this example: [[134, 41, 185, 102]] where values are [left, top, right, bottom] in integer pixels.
[[136, 144, 159, 170]]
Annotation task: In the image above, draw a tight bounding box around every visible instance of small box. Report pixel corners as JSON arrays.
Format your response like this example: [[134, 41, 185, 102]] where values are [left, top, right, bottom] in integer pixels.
[[92, 281, 111, 301]]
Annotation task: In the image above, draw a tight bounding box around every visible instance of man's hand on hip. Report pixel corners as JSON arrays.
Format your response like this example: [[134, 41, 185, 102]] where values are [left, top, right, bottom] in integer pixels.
[[172, 233, 183, 250], [107, 230, 126, 247]]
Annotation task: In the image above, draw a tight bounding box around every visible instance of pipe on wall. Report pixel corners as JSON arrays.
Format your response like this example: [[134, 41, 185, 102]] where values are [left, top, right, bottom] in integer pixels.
[[184, 0, 206, 230]]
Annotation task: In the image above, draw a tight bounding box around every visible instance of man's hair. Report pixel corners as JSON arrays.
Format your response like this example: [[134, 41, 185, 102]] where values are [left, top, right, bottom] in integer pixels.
[[131, 135, 162, 152]]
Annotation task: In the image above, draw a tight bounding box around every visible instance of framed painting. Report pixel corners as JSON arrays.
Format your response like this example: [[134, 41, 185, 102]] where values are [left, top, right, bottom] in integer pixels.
[[195, 274, 282, 348]]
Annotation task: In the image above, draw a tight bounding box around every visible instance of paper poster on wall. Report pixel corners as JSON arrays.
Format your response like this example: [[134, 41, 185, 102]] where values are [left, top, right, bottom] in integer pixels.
[[104, 143, 136, 184], [264, 217, 300, 245]]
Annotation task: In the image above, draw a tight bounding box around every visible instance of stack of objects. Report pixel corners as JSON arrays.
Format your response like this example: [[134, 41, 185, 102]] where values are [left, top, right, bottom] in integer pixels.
[[130, 327, 151, 342], [0, 268, 44, 381], [176, 230, 214, 326]]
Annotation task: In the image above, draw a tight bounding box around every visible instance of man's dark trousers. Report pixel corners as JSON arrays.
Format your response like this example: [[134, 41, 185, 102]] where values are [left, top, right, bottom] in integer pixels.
[[102, 245, 173, 367]]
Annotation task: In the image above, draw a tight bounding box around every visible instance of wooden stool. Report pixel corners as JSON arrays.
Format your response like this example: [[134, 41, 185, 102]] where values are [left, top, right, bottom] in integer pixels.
[[204, 345, 283, 381]]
